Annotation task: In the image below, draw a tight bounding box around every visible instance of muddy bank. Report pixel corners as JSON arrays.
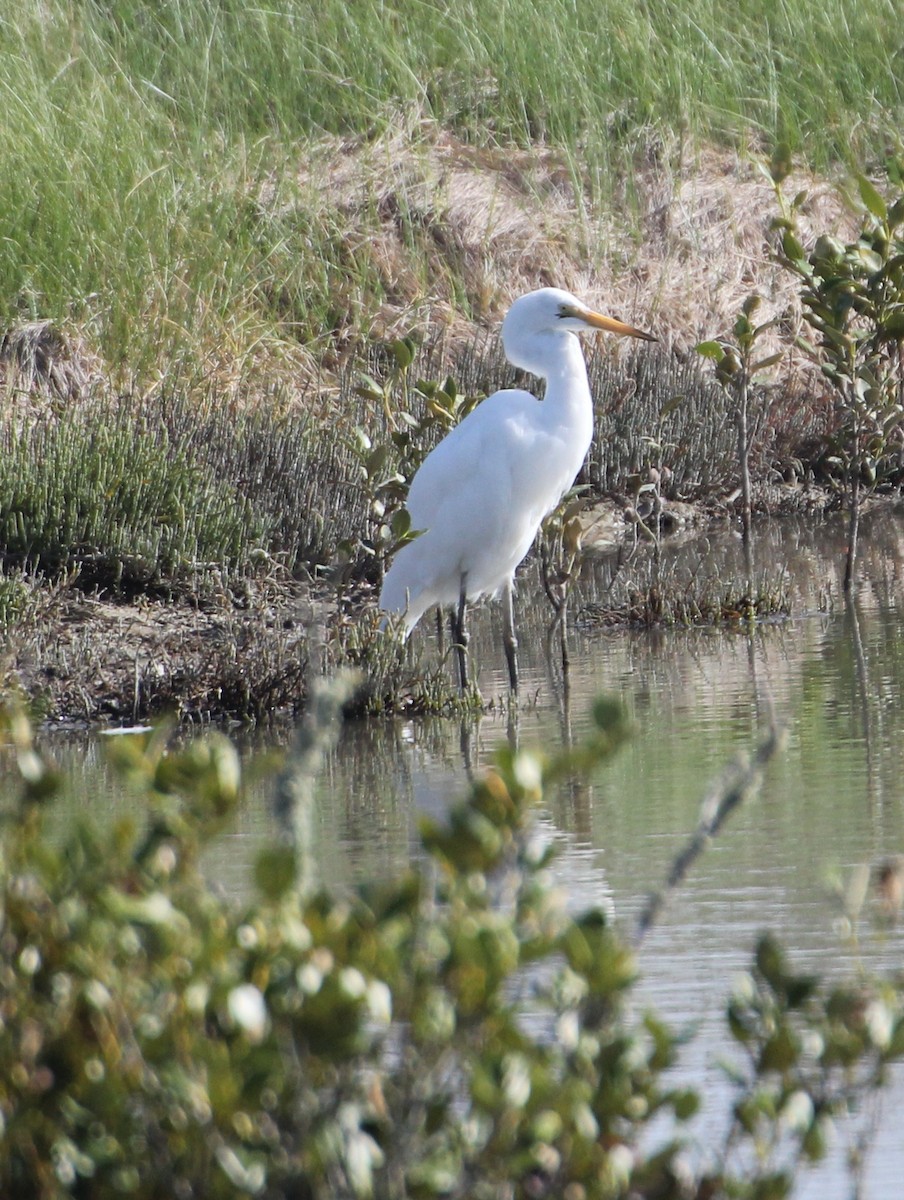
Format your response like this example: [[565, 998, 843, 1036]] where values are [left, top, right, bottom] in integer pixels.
[[3, 579, 324, 727], [3, 483, 853, 726]]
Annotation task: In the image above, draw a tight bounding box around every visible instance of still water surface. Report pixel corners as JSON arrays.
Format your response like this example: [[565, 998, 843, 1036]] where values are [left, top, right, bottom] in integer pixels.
[[33, 511, 904, 1197]]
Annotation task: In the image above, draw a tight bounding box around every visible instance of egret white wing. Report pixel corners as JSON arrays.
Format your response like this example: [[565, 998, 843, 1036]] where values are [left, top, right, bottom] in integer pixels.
[[405, 389, 537, 530]]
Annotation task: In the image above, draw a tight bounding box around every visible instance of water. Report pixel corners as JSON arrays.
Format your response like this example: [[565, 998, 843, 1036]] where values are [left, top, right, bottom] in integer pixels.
[[18, 509, 904, 1196]]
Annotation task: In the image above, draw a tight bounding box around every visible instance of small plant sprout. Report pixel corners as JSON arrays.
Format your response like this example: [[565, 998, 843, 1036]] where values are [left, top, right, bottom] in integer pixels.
[[697, 294, 782, 586], [538, 484, 589, 677], [355, 336, 418, 434], [347, 338, 480, 585]]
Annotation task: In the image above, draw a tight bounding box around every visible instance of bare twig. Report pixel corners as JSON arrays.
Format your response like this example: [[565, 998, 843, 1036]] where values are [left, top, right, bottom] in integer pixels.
[[274, 671, 361, 898], [633, 719, 786, 947]]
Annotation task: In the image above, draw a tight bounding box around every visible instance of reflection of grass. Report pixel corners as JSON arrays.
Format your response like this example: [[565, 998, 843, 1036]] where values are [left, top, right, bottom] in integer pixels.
[[584, 569, 791, 628]]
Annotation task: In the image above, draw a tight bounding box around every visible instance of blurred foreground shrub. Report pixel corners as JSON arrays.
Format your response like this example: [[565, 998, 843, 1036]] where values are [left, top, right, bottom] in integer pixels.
[[0, 689, 902, 1199]]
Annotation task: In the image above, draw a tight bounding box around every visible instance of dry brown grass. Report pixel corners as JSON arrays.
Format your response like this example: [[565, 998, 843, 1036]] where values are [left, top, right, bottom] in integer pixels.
[[291, 121, 855, 381], [1, 126, 858, 411], [0, 321, 102, 406]]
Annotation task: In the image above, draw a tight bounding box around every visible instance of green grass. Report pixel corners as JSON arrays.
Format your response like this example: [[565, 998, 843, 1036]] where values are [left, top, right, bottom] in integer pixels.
[[13, 0, 895, 161], [0, 570, 35, 632], [1, 0, 901, 373]]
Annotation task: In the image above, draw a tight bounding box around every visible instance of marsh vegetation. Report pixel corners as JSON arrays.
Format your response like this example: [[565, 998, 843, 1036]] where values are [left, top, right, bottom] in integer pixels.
[[2, 4, 904, 1196], [3, 0, 903, 714], [2, 679, 904, 1200]]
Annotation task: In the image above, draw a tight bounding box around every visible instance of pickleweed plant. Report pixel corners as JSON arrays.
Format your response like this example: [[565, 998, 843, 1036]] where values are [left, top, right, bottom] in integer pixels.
[[0, 400, 270, 589], [697, 294, 783, 587]]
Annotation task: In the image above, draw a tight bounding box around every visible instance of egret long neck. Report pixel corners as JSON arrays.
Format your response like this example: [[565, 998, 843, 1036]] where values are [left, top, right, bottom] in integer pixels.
[[535, 332, 594, 445]]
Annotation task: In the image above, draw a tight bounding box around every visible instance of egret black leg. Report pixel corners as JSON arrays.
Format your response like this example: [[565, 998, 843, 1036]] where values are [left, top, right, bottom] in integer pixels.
[[502, 579, 518, 692], [451, 575, 469, 692]]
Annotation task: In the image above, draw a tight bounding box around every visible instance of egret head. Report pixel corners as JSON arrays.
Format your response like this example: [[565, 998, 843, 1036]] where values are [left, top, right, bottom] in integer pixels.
[[503, 285, 654, 340], [501, 287, 654, 374]]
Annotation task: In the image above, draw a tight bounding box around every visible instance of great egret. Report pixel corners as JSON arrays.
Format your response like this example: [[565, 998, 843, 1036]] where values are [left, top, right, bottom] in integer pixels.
[[379, 286, 655, 691]]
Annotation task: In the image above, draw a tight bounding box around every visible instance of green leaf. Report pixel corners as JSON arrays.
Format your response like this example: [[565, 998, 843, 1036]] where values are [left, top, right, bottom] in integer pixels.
[[658, 394, 686, 419], [751, 1171, 793, 1199], [390, 508, 411, 537], [563, 515, 582, 555], [695, 340, 725, 361], [101, 887, 188, 931], [727, 1002, 753, 1045], [881, 309, 904, 339], [754, 157, 779, 187], [733, 314, 753, 340], [760, 1025, 800, 1071], [853, 246, 883, 273], [857, 174, 887, 221], [802, 1118, 828, 1161], [365, 444, 390, 475], [812, 235, 846, 266], [769, 142, 793, 183], [755, 934, 788, 991], [888, 1016, 904, 1057], [672, 1089, 700, 1120], [391, 338, 414, 370], [356, 374, 384, 401], [743, 294, 763, 318], [781, 229, 806, 263]]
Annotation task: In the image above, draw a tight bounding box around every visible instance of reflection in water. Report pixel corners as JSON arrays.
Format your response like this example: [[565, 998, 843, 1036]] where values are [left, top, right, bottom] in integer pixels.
[[16, 510, 904, 1198]]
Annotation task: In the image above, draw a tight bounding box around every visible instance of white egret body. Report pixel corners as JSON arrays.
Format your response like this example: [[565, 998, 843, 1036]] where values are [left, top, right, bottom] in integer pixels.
[[379, 287, 654, 689]]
